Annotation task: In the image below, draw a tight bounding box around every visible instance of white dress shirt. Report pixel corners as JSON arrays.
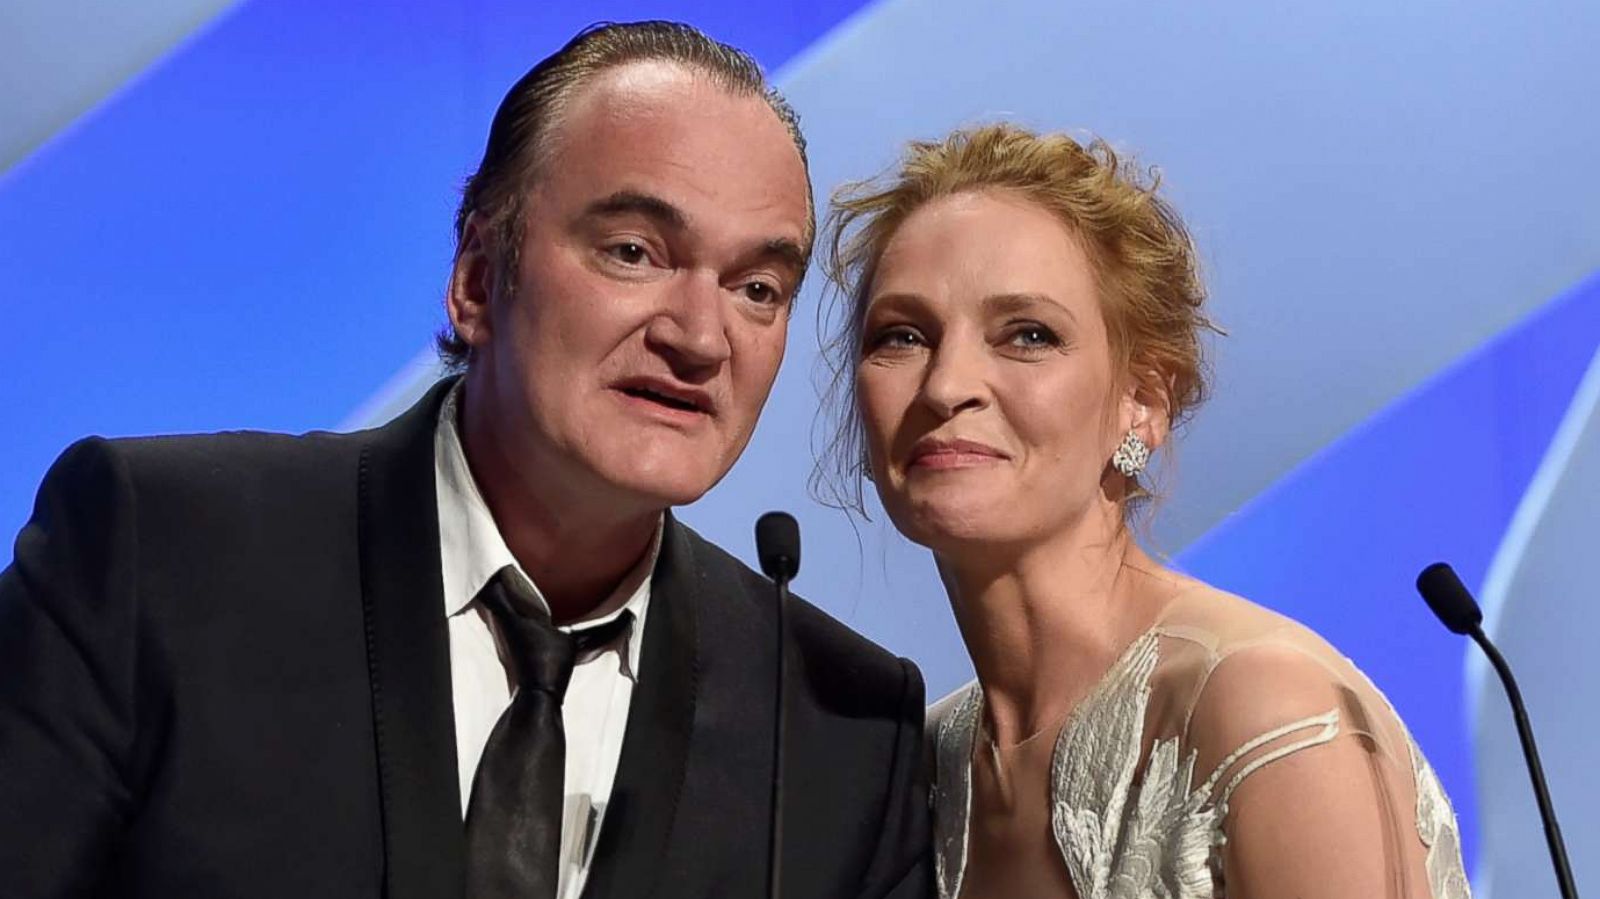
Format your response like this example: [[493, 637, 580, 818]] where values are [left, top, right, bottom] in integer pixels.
[[434, 384, 657, 899]]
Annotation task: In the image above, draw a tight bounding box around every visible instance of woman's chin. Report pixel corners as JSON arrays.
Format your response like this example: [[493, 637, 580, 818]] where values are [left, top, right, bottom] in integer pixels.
[[885, 494, 1026, 553]]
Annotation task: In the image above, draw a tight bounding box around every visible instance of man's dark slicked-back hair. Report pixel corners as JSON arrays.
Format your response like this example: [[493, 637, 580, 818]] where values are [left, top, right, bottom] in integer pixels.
[[436, 20, 813, 370]]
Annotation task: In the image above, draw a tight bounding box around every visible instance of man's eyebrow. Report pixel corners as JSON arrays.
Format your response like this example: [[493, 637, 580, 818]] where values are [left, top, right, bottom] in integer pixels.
[[582, 191, 809, 277], [758, 238, 810, 274], [580, 190, 688, 230]]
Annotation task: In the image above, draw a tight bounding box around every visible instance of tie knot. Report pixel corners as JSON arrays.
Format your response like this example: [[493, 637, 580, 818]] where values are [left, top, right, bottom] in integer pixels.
[[478, 570, 577, 697], [476, 567, 637, 699]]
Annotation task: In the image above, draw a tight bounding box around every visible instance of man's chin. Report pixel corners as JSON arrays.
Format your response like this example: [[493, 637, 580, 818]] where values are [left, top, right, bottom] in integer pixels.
[[597, 460, 727, 511]]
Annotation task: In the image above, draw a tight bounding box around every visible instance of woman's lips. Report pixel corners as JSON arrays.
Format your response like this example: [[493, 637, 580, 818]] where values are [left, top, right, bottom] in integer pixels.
[[907, 439, 1008, 470]]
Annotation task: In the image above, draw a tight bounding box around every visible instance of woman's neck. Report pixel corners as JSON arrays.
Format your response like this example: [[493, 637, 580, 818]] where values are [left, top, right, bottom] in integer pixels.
[[938, 508, 1174, 748]]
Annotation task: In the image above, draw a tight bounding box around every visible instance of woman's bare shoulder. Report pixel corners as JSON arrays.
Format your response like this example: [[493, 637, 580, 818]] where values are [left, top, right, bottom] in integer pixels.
[[1154, 573, 1342, 659]]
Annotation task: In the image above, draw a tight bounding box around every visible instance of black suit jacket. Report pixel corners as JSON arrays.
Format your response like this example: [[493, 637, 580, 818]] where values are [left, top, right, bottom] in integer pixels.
[[0, 380, 931, 898]]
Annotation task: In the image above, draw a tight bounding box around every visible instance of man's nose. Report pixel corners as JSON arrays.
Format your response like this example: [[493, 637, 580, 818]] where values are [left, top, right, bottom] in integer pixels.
[[644, 270, 733, 373]]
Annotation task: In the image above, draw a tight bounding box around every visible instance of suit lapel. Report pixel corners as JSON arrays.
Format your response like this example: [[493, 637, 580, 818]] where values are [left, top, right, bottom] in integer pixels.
[[582, 514, 700, 899], [357, 377, 466, 899]]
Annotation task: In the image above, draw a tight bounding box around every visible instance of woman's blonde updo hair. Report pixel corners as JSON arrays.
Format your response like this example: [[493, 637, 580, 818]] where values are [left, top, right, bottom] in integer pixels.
[[814, 123, 1220, 516]]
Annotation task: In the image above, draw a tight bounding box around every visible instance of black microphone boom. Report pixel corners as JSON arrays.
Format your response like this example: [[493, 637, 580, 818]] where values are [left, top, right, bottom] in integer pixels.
[[1415, 562, 1579, 899], [755, 512, 800, 899]]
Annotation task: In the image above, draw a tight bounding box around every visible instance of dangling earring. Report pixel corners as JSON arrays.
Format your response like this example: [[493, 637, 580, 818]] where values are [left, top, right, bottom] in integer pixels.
[[860, 449, 875, 482], [1111, 431, 1150, 477]]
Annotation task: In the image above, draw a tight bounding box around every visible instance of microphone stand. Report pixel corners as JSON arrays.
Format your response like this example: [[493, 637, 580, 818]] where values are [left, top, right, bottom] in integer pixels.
[[1469, 627, 1579, 899], [755, 511, 800, 899], [768, 570, 789, 899], [1417, 562, 1580, 899]]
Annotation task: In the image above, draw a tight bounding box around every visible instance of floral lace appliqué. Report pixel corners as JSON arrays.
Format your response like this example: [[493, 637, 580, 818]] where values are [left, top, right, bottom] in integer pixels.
[[931, 629, 1467, 898], [1048, 631, 1221, 899]]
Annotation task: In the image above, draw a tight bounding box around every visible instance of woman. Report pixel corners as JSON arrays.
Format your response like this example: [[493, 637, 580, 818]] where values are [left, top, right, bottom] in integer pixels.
[[819, 125, 1470, 898]]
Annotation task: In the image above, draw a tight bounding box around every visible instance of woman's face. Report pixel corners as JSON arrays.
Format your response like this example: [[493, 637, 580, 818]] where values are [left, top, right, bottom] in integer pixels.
[[855, 190, 1143, 552]]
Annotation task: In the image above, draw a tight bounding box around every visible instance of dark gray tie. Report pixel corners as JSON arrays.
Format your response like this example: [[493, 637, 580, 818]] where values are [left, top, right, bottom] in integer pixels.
[[465, 567, 633, 899]]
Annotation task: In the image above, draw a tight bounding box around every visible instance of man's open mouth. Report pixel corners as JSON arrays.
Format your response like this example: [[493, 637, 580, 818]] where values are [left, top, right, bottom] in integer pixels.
[[617, 382, 708, 414]]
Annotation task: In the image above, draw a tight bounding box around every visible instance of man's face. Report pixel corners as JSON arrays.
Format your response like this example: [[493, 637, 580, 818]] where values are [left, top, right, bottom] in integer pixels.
[[452, 61, 811, 514]]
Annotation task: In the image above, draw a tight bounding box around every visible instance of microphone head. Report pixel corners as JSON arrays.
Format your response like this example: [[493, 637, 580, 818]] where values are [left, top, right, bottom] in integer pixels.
[[755, 511, 801, 582], [1416, 562, 1484, 635]]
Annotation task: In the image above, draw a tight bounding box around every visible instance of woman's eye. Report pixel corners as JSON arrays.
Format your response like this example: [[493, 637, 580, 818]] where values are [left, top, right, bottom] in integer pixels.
[[1008, 324, 1060, 349], [868, 327, 925, 351]]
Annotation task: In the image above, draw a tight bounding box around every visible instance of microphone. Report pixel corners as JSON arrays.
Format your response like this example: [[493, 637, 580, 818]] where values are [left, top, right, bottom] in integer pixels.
[[1416, 562, 1484, 635], [756, 511, 801, 582], [1415, 562, 1579, 899], [755, 512, 800, 899]]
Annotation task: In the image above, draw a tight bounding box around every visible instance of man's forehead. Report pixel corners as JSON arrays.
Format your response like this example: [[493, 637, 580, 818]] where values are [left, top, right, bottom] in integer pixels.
[[535, 62, 811, 244], [570, 59, 707, 112], [547, 61, 750, 158]]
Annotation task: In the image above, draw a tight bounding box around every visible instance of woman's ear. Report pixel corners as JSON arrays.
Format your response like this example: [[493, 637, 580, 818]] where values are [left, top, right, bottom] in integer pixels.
[[446, 212, 498, 351], [1120, 371, 1172, 451]]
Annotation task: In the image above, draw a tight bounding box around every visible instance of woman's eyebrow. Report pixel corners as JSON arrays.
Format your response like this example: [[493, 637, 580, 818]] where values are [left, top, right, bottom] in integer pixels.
[[983, 292, 1076, 324]]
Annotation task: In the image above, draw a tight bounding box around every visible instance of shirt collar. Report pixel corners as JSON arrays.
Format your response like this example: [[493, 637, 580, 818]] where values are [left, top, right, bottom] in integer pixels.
[[434, 382, 659, 678]]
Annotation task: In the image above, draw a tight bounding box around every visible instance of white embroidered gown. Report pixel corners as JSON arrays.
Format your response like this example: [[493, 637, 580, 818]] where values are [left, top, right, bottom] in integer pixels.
[[928, 587, 1472, 899]]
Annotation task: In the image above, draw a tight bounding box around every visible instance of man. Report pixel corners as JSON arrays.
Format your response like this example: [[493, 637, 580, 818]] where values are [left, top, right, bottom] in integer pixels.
[[0, 21, 931, 899]]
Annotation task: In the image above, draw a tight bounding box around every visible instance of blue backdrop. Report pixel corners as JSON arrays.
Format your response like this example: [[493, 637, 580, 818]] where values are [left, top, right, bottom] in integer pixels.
[[5, 2, 1598, 893]]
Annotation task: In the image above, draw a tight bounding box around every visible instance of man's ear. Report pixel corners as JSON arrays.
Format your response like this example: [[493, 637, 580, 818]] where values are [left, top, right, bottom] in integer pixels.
[[447, 213, 498, 351]]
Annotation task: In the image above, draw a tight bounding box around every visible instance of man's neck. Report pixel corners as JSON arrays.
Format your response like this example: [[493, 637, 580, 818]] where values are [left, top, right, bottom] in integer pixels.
[[496, 501, 658, 624], [457, 385, 662, 624]]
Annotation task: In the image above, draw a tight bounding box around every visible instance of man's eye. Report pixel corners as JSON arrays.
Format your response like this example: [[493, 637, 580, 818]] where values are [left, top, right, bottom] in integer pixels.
[[606, 242, 649, 265], [743, 281, 782, 304]]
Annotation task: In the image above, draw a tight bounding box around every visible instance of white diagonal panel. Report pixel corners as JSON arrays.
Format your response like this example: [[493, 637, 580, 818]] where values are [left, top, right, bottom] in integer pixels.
[[1, 0, 240, 173], [1472, 341, 1600, 897]]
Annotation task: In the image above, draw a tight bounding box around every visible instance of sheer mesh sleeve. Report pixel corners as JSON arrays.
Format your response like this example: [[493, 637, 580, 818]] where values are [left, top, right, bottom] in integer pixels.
[[1179, 641, 1463, 899]]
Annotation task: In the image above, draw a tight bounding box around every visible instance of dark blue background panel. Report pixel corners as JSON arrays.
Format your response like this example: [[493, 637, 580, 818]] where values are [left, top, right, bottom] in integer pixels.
[[0, 0, 876, 552], [1176, 269, 1600, 868]]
